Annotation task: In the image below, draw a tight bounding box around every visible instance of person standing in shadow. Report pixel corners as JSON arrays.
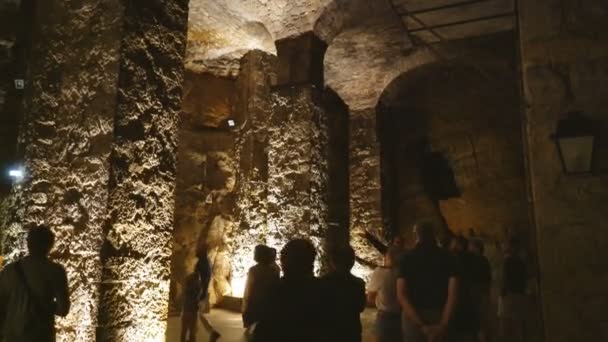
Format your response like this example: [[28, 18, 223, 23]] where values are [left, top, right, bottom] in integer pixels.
[[191, 246, 220, 342], [468, 239, 491, 342], [0, 225, 70, 342], [367, 247, 402, 342], [448, 235, 479, 342], [397, 222, 460, 342], [181, 271, 201, 342], [321, 245, 366, 342], [242, 245, 280, 334], [498, 237, 527, 342], [252, 239, 326, 342]]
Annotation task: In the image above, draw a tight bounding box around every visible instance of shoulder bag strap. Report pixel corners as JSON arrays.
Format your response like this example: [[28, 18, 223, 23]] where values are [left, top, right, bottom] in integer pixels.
[[14, 261, 47, 314]]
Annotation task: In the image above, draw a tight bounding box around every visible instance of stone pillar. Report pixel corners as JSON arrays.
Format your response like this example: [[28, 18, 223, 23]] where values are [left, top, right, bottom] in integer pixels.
[[266, 32, 331, 271], [519, 1, 608, 341], [97, 0, 188, 340], [349, 108, 383, 276], [1, 0, 124, 340], [230, 50, 277, 295]]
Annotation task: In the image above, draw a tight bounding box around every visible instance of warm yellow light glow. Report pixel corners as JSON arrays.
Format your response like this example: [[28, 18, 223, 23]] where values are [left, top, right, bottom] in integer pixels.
[[231, 275, 248, 298], [352, 262, 373, 282]]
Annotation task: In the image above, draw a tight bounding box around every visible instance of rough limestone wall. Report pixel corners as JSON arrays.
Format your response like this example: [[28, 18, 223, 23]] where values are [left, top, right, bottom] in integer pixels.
[[169, 72, 237, 313], [230, 51, 277, 294], [1, 0, 123, 340], [267, 86, 329, 273], [519, 1, 608, 341], [349, 108, 383, 278], [97, 0, 188, 340]]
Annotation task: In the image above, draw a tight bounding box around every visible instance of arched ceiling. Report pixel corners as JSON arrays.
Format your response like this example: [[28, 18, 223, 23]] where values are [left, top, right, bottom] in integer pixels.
[[186, 0, 333, 76], [325, 24, 436, 111], [186, 0, 517, 106]]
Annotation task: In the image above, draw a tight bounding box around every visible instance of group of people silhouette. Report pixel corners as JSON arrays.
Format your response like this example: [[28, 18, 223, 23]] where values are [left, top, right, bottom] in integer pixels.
[[0, 223, 527, 342], [183, 221, 528, 342]]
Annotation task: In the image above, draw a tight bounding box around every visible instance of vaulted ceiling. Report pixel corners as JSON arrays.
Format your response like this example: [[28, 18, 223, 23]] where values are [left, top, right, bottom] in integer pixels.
[[186, 0, 518, 109]]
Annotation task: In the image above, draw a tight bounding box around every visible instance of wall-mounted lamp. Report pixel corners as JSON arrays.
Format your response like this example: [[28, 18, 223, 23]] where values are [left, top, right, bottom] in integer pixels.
[[7, 166, 25, 185], [227, 119, 236, 128], [552, 112, 596, 175], [14, 79, 24, 90]]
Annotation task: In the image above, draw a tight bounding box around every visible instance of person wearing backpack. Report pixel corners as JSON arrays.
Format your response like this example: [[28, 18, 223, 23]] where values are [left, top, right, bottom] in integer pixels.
[[0, 225, 70, 342]]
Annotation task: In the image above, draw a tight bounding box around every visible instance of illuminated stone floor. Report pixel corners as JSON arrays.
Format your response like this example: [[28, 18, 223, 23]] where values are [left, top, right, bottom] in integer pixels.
[[166, 308, 377, 341]]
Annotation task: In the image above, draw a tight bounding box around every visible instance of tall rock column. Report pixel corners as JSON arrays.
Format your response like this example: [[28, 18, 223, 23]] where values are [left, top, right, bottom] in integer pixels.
[[1, 0, 124, 340], [519, 1, 608, 341], [266, 32, 331, 272], [230, 50, 277, 295], [97, 0, 188, 340], [349, 108, 383, 277]]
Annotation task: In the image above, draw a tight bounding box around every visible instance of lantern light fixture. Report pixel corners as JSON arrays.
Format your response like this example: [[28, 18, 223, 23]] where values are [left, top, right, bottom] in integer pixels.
[[552, 112, 596, 175]]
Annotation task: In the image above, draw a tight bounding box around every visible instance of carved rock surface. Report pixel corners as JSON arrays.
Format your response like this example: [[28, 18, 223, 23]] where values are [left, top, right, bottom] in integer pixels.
[[1, 0, 123, 340], [98, 0, 188, 340]]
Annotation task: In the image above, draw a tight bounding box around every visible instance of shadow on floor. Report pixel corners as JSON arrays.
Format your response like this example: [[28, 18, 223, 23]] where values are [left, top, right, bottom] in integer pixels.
[[166, 308, 378, 342]]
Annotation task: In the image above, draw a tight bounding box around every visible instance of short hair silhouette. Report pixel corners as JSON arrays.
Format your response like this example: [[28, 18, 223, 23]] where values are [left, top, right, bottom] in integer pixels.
[[27, 225, 55, 256], [470, 239, 485, 255], [254, 244, 267, 263], [414, 222, 436, 245], [451, 235, 468, 250], [331, 245, 356, 272], [280, 239, 316, 277], [268, 247, 277, 261]]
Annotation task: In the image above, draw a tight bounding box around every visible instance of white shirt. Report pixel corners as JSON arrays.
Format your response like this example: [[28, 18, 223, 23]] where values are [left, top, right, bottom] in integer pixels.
[[366, 266, 401, 313]]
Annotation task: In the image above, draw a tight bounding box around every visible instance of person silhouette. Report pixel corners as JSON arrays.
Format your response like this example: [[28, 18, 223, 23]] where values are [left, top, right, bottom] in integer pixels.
[[242, 245, 280, 330], [193, 246, 220, 342], [252, 239, 326, 342], [397, 222, 460, 342], [367, 248, 402, 342], [321, 245, 366, 342], [181, 272, 201, 342], [0, 225, 70, 342]]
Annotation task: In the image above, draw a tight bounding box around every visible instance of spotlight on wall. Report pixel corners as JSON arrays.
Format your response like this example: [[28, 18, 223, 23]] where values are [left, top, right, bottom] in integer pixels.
[[552, 112, 596, 175], [227, 119, 236, 127]]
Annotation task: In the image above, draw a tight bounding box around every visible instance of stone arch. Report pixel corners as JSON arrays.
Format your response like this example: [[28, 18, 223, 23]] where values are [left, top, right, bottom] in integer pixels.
[[313, 0, 398, 45], [319, 0, 437, 111], [376, 55, 531, 270]]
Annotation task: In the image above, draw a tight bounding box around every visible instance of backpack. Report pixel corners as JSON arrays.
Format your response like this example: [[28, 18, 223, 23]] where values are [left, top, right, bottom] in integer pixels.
[[1, 261, 54, 341]]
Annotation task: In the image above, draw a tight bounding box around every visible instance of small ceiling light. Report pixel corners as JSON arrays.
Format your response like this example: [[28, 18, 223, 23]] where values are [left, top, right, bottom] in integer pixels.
[[552, 112, 596, 175], [14, 79, 25, 90], [227, 119, 236, 127]]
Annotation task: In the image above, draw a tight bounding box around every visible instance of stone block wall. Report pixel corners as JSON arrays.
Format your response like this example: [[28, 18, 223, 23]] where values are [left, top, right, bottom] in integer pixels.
[[1, 0, 124, 340], [169, 72, 238, 313], [349, 108, 384, 277], [267, 85, 330, 271], [519, 0, 608, 340], [1, 0, 189, 340], [230, 51, 277, 296], [171, 43, 347, 305], [97, 0, 188, 340]]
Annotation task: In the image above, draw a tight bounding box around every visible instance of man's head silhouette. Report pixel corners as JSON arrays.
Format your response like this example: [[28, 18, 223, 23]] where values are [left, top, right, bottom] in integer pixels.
[[280, 239, 316, 278], [27, 224, 55, 257]]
